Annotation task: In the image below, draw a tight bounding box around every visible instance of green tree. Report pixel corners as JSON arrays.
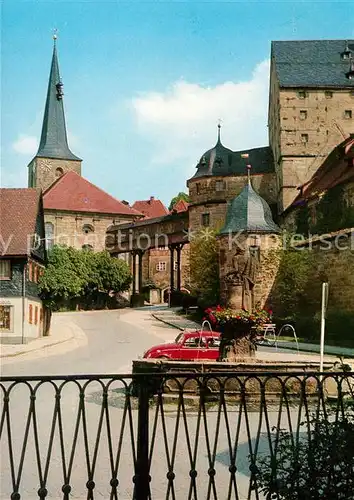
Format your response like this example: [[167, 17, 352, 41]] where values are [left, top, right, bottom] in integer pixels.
[[169, 192, 190, 211], [38, 246, 90, 310], [88, 251, 132, 295], [189, 229, 219, 305], [39, 246, 132, 310]]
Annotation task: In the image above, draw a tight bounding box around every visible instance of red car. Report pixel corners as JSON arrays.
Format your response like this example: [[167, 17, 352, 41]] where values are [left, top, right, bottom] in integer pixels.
[[143, 330, 221, 361]]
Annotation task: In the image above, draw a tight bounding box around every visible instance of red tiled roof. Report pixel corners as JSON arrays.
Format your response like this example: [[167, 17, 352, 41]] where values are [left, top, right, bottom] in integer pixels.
[[132, 197, 168, 219], [43, 171, 142, 216], [0, 188, 42, 256], [170, 199, 189, 213]]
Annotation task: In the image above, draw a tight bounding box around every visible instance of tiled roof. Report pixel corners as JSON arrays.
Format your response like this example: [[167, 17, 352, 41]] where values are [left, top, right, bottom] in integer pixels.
[[43, 171, 142, 216], [0, 188, 42, 256], [219, 181, 280, 234], [191, 143, 274, 180], [132, 197, 168, 219], [272, 40, 354, 88], [292, 136, 354, 207], [171, 199, 189, 213]]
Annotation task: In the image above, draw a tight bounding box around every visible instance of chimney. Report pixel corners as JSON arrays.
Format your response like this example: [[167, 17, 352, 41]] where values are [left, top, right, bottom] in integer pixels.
[[149, 196, 155, 203]]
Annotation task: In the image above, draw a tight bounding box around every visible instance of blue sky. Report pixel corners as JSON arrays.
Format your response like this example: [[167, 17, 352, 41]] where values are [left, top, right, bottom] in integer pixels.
[[2, 0, 354, 207]]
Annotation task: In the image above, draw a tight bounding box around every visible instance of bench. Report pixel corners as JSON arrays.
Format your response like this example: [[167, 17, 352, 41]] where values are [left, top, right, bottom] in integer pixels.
[[186, 306, 198, 313]]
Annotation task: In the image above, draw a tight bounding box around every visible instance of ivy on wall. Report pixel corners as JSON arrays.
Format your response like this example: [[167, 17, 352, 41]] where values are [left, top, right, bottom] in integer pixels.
[[269, 245, 321, 319], [296, 184, 354, 235], [295, 204, 310, 234], [189, 229, 220, 306]]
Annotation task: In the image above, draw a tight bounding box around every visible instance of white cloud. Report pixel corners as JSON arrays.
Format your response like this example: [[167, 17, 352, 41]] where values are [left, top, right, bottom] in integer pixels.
[[131, 59, 270, 171], [12, 135, 38, 155]]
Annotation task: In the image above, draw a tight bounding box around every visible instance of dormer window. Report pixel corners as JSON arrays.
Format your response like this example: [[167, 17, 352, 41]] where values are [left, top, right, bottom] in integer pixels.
[[214, 155, 223, 166], [56, 80, 64, 100], [346, 61, 354, 80], [341, 42, 352, 60]]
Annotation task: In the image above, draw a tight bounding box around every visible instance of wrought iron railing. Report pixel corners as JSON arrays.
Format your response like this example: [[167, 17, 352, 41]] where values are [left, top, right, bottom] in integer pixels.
[[0, 371, 353, 499]]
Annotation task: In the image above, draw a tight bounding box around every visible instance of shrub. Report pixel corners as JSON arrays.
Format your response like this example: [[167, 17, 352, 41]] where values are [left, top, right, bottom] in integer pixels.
[[170, 290, 190, 307], [275, 311, 354, 348], [181, 292, 198, 312], [255, 405, 354, 500]]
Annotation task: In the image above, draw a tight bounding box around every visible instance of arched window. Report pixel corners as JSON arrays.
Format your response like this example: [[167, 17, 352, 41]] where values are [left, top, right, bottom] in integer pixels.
[[45, 222, 54, 250], [82, 244, 93, 252], [82, 224, 94, 234], [55, 167, 64, 178]]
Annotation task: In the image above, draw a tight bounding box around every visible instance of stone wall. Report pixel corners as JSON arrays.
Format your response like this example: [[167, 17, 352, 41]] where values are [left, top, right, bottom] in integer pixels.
[[321, 247, 354, 312], [217, 232, 353, 314], [29, 157, 82, 191], [44, 210, 135, 252], [303, 244, 354, 313]]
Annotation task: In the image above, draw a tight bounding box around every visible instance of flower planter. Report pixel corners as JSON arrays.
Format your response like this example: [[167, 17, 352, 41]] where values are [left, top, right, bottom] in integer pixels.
[[204, 306, 270, 362]]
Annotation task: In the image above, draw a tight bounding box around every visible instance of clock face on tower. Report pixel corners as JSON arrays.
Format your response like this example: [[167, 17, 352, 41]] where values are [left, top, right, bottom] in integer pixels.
[[41, 159, 52, 172]]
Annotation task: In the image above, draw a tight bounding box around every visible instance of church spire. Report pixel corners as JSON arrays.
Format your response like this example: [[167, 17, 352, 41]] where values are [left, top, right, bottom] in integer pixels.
[[36, 34, 80, 161]]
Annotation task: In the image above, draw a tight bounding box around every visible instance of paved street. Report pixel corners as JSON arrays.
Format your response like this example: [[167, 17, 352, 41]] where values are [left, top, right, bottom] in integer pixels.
[[0, 309, 347, 499], [0, 309, 177, 377]]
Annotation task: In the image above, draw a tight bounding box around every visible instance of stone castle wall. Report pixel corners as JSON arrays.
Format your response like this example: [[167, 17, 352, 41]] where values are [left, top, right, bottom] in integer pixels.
[[305, 244, 354, 313]]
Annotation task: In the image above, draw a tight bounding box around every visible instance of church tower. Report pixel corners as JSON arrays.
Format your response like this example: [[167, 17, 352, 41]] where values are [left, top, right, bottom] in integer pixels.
[[28, 35, 81, 191]]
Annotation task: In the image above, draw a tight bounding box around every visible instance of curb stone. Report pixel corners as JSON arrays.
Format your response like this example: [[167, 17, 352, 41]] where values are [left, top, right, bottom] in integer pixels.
[[151, 313, 199, 331], [0, 321, 86, 359]]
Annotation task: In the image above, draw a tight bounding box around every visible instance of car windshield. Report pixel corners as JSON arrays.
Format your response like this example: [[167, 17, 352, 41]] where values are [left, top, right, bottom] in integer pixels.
[[175, 333, 184, 344]]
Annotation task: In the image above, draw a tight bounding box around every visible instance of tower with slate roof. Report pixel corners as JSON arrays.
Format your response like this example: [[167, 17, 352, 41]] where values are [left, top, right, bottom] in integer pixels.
[[26, 35, 142, 253], [269, 39, 354, 213], [218, 166, 281, 310], [27, 34, 82, 191], [186, 124, 278, 234]]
